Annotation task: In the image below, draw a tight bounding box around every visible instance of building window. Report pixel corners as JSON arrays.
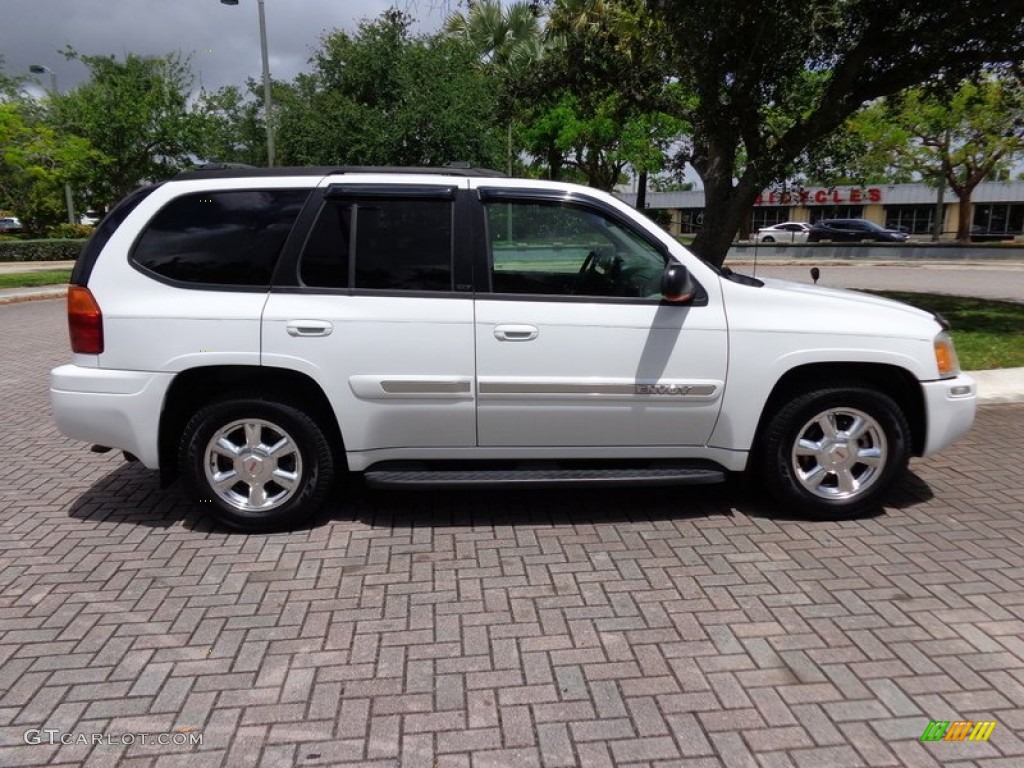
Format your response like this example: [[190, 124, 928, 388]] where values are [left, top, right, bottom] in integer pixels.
[[751, 207, 790, 231], [974, 203, 1024, 235], [678, 208, 703, 234], [810, 205, 863, 222], [885, 205, 936, 235]]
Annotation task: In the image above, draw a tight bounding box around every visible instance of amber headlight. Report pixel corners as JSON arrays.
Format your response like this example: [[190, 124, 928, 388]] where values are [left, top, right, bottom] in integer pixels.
[[934, 331, 960, 378]]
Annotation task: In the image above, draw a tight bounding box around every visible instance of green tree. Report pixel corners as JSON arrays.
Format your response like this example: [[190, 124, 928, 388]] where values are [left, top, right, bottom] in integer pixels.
[[274, 11, 506, 169], [48, 50, 208, 211], [0, 102, 99, 233], [444, 0, 544, 68], [519, 0, 687, 195], [641, 0, 1024, 266], [445, 0, 546, 174], [849, 75, 1024, 240], [0, 56, 28, 102], [195, 83, 268, 166]]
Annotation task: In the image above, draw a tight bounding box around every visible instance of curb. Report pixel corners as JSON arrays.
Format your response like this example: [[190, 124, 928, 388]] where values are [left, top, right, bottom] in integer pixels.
[[967, 369, 1024, 405], [0, 287, 67, 305]]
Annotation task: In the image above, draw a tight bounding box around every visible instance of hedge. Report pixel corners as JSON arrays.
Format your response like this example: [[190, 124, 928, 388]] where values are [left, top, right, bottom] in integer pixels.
[[0, 239, 87, 262]]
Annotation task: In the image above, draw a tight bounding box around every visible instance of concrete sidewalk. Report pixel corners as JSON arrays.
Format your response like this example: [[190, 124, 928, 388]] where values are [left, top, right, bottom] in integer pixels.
[[0, 284, 68, 305], [0, 259, 76, 274], [0, 261, 74, 304]]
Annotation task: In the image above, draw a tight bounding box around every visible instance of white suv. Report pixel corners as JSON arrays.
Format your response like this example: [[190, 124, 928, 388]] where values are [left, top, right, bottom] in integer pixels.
[[50, 166, 977, 530]]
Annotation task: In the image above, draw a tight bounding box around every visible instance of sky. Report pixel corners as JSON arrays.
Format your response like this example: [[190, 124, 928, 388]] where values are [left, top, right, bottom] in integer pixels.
[[2, 0, 450, 95]]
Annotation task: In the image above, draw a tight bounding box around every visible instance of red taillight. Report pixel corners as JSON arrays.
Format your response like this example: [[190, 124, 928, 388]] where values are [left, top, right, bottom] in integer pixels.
[[68, 285, 104, 354]]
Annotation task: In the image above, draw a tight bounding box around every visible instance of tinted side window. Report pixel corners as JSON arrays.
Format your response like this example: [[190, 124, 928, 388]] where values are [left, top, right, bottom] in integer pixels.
[[300, 199, 452, 291], [484, 201, 666, 298], [132, 189, 309, 286], [72, 184, 161, 286]]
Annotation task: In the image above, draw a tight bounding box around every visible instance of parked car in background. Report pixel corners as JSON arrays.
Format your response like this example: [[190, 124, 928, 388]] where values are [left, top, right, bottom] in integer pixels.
[[969, 225, 1015, 243], [752, 222, 812, 243], [0, 217, 23, 234], [808, 219, 911, 243]]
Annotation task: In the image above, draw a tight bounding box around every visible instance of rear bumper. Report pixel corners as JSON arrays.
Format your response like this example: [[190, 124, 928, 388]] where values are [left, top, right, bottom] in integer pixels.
[[50, 365, 174, 469], [920, 373, 977, 457]]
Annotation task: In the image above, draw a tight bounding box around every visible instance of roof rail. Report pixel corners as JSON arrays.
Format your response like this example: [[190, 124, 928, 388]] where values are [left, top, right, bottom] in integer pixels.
[[173, 164, 508, 181]]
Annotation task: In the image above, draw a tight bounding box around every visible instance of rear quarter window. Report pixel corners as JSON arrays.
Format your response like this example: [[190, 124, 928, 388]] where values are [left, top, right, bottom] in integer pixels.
[[71, 184, 161, 286], [131, 188, 310, 286]]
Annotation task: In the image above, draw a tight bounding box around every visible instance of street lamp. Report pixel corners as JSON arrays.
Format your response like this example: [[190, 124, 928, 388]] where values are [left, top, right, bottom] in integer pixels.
[[221, 0, 276, 167], [28, 64, 57, 95], [29, 64, 76, 225]]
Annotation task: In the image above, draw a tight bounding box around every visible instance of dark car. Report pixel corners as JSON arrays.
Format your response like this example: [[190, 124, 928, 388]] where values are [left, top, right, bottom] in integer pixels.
[[969, 225, 1014, 243], [807, 218, 910, 243]]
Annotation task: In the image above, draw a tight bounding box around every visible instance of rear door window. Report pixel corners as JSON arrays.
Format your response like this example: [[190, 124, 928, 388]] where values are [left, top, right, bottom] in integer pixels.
[[299, 194, 454, 292]]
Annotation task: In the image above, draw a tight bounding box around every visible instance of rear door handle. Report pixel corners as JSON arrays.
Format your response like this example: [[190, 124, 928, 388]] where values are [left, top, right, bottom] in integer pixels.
[[494, 324, 539, 342], [286, 320, 333, 337]]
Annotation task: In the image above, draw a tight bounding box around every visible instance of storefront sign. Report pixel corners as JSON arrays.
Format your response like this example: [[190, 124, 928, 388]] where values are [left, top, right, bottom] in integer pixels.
[[754, 187, 883, 206]]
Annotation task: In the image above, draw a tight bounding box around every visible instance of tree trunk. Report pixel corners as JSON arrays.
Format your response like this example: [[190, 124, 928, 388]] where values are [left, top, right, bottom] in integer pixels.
[[635, 170, 648, 210], [546, 146, 562, 180], [736, 204, 752, 241], [689, 163, 760, 267], [955, 188, 973, 241]]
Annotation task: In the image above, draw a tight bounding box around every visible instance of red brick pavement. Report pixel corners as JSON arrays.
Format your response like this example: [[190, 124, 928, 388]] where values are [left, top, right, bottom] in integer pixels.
[[1, 299, 1023, 768]]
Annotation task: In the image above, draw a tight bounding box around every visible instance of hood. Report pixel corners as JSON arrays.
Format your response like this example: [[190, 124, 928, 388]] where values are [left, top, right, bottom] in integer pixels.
[[759, 277, 931, 315], [723, 275, 942, 340]]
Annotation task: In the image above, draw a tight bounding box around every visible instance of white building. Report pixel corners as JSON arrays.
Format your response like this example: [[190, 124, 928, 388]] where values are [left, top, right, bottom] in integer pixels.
[[622, 181, 1024, 239]]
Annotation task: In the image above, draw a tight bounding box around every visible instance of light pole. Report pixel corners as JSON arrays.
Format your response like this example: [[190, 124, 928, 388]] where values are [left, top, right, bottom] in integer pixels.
[[29, 64, 76, 225], [221, 0, 275, 167], [29, 64, 57, 95]]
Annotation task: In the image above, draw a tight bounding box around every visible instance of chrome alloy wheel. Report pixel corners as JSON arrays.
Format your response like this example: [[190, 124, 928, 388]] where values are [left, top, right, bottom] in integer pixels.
[[790, 407, 887, 500], [204, 419, 303, 512]]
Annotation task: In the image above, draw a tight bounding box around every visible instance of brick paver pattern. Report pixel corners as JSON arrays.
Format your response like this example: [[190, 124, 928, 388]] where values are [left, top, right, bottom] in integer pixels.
[[1, 299, 1023, 768]]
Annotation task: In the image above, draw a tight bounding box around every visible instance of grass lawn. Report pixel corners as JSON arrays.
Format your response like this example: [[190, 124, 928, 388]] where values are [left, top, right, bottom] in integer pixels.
[[0, 270, 72, 289], [868, 291, 1024, 371]]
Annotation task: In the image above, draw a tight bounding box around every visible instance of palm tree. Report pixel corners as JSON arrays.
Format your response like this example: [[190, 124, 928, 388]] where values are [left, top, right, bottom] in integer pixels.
[[445, 1, 545, 174], [444, 1, 543, 70]]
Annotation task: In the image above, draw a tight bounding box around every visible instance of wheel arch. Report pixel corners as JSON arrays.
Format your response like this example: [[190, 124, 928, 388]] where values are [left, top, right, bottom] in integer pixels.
[[159, 365, 344, 485], [751, 362, 925, 459]]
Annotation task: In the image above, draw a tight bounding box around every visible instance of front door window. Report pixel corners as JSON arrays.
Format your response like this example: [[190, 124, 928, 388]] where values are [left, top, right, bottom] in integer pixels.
[[484, 201, 666, 299]]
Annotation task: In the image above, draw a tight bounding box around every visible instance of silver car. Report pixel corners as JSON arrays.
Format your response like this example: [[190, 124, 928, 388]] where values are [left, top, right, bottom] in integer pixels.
[[752, 221, 811, 243]]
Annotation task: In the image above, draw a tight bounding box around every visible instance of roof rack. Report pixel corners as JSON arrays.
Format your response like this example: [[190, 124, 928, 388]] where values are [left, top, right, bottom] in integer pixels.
[[173, 164, 507, 181]]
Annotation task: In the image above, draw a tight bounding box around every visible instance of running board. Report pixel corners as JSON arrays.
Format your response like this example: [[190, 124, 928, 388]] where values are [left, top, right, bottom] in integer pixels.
[[364, 464, 726, 490]]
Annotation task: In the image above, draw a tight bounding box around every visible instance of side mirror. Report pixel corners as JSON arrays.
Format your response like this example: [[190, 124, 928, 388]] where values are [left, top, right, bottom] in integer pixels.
[[661, 263, 695, 304]]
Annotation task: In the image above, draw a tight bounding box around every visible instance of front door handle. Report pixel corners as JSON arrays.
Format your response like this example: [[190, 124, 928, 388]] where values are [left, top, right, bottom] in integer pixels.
[[286, 320, 333, 337], [494, 324, 539, 342]]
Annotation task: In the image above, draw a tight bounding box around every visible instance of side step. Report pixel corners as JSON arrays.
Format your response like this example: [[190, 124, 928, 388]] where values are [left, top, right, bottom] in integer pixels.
[[364, 463, 726, 490]]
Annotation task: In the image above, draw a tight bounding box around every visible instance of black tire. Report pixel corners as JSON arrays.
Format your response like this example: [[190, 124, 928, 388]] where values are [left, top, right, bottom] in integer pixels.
[[762, 235, 775, 243], [179, 397, 335, 532], [755, 385, 910, 519]]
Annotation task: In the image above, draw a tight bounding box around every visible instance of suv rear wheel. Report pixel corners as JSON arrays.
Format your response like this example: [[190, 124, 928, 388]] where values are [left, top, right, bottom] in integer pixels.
[[179, 397, 334, 531], [757, 385, 910, 518]]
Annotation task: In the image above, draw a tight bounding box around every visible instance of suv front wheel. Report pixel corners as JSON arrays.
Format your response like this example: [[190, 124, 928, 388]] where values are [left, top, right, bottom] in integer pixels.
[[757, 385, 910, 518], [179, 397, 335, 531]]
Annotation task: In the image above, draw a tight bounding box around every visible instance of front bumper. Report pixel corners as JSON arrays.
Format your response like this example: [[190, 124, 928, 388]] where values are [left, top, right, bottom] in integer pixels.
[[920, 373, 977, 457], [50, 365, 175, 469]]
